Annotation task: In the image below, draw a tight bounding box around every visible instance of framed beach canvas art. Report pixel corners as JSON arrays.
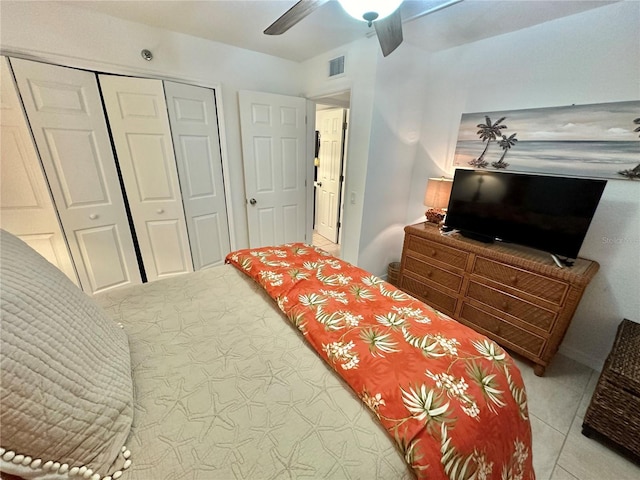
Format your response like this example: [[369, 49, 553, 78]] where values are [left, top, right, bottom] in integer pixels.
[[453, 101, 640, 180]]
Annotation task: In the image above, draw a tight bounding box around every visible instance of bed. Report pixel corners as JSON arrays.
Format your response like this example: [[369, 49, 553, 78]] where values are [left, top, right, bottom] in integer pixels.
[[0, 231, 534, 480]]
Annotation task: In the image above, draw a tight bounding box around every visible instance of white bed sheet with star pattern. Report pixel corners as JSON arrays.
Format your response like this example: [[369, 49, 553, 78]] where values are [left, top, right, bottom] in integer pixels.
[[95, 264, 412, 479]]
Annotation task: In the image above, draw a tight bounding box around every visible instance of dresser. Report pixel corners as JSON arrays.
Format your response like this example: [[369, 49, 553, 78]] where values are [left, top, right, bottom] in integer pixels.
[[398, 223, 599, 376]]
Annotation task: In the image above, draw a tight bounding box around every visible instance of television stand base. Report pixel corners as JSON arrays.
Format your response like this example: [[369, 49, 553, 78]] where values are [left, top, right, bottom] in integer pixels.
[[460, 230, 494, 243], [551, 254, 565, 269], [551, 254, 575, 268]]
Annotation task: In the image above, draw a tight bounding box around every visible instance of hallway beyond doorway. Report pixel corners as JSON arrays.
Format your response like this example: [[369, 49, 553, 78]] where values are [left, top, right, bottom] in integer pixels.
[[312, 231, 340, 257]]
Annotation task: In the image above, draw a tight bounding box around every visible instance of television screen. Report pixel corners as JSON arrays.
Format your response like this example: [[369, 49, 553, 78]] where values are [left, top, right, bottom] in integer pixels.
[[444, 169, 607, 259]]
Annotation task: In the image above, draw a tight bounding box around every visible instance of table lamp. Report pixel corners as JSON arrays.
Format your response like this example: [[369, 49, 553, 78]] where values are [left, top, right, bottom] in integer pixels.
[[424, 177, 453, 224]]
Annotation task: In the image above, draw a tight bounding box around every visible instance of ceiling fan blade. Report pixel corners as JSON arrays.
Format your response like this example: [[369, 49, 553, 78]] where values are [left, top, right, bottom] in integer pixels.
[[264, 0, 330, 35], [374, 9, 403, 57]]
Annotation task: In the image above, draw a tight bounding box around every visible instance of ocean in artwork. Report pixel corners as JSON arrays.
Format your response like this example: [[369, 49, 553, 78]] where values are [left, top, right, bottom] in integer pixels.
[[452, 101, 640, 180], [453, 140, 639, 179]]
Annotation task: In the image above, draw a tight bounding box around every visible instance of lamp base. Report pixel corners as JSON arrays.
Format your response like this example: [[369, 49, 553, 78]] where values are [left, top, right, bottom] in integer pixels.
[[425, 208, 446, 224]]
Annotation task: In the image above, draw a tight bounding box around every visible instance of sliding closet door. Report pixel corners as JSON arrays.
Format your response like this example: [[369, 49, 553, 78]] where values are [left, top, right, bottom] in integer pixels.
[[0, 56, 78, 285], [11, 58, 142, 294], [99, 75, 193, 281], [164, 81, 230, 269]]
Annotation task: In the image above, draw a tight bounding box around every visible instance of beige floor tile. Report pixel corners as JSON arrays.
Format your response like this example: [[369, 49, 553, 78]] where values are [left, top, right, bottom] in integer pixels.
[[556, 416, 640, 480], [575, 370, 599, 420], [523, 376, 583, 435], [516, 353, 593, 395], [312, 231, 340, 258], [530, 415, 566, 480], [321, 245, 341, 257], [312, 232, 333, 246], [550, 466, 579, 480], [514, 354, 589, 435]]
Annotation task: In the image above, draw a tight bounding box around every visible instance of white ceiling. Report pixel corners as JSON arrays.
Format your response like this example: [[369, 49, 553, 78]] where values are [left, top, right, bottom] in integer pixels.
[[67, 0, 617, 62]]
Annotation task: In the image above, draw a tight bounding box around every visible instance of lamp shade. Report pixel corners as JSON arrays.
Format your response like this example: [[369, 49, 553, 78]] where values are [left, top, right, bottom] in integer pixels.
[[423, 177, 453, 210], [338, 0, 403, 23]]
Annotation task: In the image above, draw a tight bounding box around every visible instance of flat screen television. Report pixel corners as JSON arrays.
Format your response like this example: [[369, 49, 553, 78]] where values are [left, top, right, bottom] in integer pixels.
[[443, 169, 607, 260]]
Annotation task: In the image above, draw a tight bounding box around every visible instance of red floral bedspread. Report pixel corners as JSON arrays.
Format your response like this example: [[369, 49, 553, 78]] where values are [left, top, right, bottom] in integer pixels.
[[226, 243, 534, 480]]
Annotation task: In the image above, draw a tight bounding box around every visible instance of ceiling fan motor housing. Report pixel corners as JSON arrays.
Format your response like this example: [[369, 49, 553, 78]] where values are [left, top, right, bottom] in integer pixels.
[[363, 11, 379, 27], [265, 0, 404, 57]]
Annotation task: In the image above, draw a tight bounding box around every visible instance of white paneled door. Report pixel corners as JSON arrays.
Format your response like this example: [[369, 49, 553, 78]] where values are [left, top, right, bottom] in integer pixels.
[[11, 58, 141, 294], [164, 81, 230, 269], [99, 75, 193, 281], [315, 108, 345, 243], [0, 56, 78, 285], [238, 91, 307, 247]]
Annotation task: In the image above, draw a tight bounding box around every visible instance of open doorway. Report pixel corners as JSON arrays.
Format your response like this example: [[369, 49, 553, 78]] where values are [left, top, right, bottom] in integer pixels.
[[312, 91, 350, 257]]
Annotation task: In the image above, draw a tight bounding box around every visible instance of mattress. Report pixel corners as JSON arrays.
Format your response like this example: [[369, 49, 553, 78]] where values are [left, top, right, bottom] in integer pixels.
[[95, 264, 412, 479]]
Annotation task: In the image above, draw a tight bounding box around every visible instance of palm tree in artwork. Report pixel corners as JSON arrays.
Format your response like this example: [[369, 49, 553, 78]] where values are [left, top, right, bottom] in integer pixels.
[[492, 133, 518, 169], [469, 116, 507, 168], [617, 117, 640, 179]]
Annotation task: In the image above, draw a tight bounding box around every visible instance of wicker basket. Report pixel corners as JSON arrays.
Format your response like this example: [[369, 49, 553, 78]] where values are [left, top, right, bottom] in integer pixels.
[[582, 319, 640, 461], [387, 262, 401, 287]]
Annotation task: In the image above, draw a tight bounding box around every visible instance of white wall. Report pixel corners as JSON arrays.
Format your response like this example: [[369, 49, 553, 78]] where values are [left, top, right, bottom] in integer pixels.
[[410, 1, 640, 370], [0, 0, 304, 250], [301, 39, 430, 276], [357, 43, 430, 275], [301, 38, 379, 265]]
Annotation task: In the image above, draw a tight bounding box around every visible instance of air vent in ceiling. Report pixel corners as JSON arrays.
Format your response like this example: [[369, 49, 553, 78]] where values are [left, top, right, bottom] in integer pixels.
[[329, 56, 345, 77]]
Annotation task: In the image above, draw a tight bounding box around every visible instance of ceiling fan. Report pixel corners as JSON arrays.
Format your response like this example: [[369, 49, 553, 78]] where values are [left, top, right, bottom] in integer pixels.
[[264, 0, 405, 57]]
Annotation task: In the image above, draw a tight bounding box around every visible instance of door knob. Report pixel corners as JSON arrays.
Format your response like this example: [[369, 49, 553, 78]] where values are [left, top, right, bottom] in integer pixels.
[[317, 182, 323, 187], [89, 214, 98, 220], [249, 198, 257, 205], [156, 208, 164, 214]]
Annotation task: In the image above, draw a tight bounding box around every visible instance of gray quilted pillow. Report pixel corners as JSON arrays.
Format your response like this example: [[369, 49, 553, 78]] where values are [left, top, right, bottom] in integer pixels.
[[0, 230, 133, 479]]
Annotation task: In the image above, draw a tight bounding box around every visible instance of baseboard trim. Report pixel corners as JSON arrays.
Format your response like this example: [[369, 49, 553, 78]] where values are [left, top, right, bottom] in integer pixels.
[[558, 343, 604, 373]]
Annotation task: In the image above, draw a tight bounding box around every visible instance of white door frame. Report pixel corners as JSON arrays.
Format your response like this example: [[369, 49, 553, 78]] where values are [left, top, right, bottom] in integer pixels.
[[0, 48, 238, 251], [305, 101, 316, 244]]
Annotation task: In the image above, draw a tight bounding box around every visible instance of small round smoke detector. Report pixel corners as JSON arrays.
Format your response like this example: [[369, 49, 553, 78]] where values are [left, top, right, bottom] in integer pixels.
[[141, 49, 153, 61]]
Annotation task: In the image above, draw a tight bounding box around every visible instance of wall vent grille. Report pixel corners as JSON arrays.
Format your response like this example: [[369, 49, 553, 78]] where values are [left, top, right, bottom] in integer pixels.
[[329, 56, 345, 77]]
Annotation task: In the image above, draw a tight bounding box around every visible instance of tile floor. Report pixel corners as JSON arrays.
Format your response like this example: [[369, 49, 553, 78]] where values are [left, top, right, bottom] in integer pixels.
[[511, 353, 640, 480], [312, 229, 639, 479], [312, 231, 340, 257]]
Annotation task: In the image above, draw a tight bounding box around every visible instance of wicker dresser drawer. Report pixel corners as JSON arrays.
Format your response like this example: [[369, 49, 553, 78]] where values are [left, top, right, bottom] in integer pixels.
[[404, 256, 463, 292], [407, 235, 468, 269], [459, 303, 545, 356], [472, 257, 567, 305], [466, 281, 557, 332], [399, 223, 598, 376], [401, 276, 457, 317]]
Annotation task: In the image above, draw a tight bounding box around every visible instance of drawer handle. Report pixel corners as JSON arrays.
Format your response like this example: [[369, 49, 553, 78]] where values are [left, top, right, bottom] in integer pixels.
[[501, 301, 509, 311], [431, 249, 437, 257], [510, 276, 518, 284], [426, 270, 433, 278]]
